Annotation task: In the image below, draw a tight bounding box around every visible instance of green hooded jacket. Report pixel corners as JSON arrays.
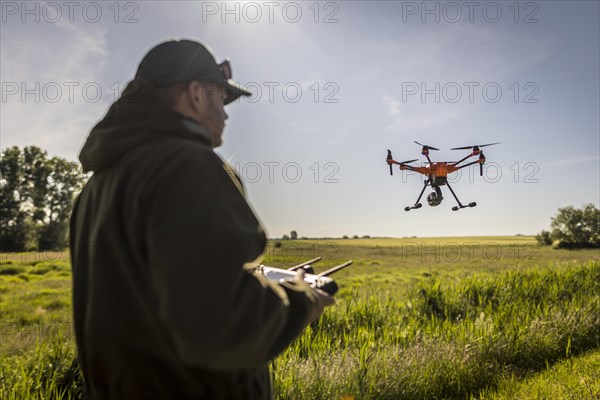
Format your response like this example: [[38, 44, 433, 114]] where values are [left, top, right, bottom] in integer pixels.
[[69, 79, 317, 399]]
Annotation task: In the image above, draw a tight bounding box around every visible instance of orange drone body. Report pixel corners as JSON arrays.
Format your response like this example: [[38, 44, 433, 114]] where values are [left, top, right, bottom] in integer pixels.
[[400, 161, 460, 178]]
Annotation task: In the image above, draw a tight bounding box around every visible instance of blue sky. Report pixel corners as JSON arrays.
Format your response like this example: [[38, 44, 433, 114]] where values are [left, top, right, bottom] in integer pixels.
[[1, 1, 599, 238]]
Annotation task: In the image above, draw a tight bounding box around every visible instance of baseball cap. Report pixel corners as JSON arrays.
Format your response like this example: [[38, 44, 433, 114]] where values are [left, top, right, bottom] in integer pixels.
[[135, 39, 252, 105]]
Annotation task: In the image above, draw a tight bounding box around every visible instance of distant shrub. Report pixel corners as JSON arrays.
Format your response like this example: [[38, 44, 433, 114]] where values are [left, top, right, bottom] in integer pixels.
[[554, 241, 594, 249], [0, 265, 25, 275], [30, 263, 61, 275], [535, 230, 553, 246]]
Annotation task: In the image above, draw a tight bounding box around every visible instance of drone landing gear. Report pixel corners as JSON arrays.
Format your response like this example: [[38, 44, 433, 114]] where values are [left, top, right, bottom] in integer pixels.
[[405, 179, 429, 211], [446, 181, 477, 211], [451, 203, 477, 211]]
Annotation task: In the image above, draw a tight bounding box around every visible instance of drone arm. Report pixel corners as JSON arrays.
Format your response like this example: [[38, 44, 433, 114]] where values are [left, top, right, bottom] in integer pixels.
[[453, 153, 475, 167], [453, 160, 481, 171], [401, 164, 421, 173], [388, 159, 421, 173]]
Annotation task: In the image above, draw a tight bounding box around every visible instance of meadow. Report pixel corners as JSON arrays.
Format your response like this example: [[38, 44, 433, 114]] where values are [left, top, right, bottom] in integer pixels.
[[1, 236, 599, 399]]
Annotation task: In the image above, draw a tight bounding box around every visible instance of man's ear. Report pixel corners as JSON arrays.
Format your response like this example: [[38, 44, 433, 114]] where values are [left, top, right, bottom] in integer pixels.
[[184, 81, 203, 112]]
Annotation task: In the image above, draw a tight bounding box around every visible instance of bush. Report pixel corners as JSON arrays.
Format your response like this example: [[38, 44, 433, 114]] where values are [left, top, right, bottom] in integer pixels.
[[38, 220, 69, 251], [0, 265, 26, 275], [535, 230, 553, 246], [538, 204, 600, 249]]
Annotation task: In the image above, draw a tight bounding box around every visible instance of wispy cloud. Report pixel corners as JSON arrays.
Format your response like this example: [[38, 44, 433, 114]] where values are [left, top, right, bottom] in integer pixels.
[[384, 107, 462, 131], [1, 21, 109, 160], [363, 23, 553, 83], [554, 155, 600, 167], [381, 94, 463, 131], [382, 95, 400, 116]]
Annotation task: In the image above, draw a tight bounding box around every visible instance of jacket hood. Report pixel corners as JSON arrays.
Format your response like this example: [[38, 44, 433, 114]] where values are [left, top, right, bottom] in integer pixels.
[[79, 79, 212, 173]]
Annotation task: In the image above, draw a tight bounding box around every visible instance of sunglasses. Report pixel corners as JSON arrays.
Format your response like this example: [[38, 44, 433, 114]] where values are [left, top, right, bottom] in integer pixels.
[[218, 59, 232, 81]]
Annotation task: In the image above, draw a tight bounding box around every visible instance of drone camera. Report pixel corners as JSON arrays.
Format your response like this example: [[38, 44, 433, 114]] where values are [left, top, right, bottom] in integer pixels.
[[426, 192, 442, 206], [427, 185, 444, 206]]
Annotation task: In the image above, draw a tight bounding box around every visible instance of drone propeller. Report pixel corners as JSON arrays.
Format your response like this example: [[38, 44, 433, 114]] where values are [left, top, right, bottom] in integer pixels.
[[479, 151, 486, 176], [450, 142, 500, 151], [387, 150, 393, 175], [414, 141, 439, 151], [387, 150, 417, 175]]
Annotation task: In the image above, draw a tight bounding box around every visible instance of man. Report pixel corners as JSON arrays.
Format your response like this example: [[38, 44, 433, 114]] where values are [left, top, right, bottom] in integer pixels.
[[69, 39, 333, 400]]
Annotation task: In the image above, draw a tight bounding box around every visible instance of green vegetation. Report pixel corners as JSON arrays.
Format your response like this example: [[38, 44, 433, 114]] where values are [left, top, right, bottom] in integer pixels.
[[536, 204, 600, 249], [0, 146, 85, 252], [272, 255, 600, 399], [1, 237, 599, 399], [0, 254, 72, 357], [0, 334, 82, 400], [477, 350, 600, 399]]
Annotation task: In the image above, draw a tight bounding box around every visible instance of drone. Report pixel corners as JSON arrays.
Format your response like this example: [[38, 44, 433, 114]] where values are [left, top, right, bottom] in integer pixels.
[[386, 141, 500, 211]]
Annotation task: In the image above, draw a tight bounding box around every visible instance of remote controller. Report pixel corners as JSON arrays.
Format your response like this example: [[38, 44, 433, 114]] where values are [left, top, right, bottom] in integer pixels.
[[255, 259, 352, 296]]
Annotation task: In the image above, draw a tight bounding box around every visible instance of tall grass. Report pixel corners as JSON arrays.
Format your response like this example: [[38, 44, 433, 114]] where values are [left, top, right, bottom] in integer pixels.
[[476, 349, 600, 399], [273, 261, 600, 399], [1, 253, 598, 399], [0, 334, 83, 400]]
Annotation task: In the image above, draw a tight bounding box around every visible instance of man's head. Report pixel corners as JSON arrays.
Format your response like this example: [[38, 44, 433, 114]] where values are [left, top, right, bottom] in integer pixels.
[[135, 39, 251, 147]]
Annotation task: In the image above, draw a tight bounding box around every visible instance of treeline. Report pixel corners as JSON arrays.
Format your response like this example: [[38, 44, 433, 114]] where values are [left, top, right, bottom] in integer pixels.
[[0, 146, 86, 251]]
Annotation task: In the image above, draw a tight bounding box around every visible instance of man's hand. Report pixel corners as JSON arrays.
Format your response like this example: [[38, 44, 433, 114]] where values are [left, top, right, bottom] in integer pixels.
[[293, 269, 336, 324]]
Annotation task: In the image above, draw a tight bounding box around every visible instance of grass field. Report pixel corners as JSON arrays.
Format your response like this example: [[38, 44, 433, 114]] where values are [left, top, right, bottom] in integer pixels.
[[1, 237, 599, 399]]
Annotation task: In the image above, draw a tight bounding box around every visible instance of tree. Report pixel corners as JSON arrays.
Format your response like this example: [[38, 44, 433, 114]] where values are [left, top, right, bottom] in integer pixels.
[[22, 146, 51, 224], [0, 147, 29, 251], [290, 230, 298, 240], [38, 220, 69, 251], [0, 146, 86, 251], [548, 204, 599, 248], [282, 234, 290, 240]]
